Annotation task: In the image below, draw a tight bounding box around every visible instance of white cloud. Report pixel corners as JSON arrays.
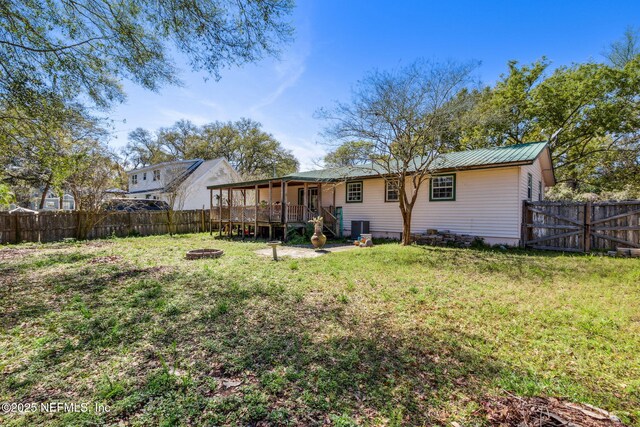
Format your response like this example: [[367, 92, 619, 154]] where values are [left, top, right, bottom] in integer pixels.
[[249, 41, 311, 114]]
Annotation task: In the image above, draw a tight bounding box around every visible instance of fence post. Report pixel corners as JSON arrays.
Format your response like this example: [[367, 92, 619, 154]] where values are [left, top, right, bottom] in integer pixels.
[[584, 201, 592, 253], [14, 214, 20, 244]]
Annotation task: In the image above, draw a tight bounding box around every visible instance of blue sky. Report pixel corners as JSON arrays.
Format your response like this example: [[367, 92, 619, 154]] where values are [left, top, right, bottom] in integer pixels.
[[108, 0, 640, 170]]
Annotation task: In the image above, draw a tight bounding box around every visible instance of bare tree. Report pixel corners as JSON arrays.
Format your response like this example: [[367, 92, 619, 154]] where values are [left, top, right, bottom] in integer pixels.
[[318, 59, 479, 245], [65, 142, 124, 239]]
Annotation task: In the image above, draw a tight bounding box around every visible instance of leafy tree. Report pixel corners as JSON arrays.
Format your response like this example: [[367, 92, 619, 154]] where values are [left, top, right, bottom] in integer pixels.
[[0, 103, 108, 208], [1, 0, 293, 208], [125, 128, 173, 169], [457, 57, 640, 190], [319, 59, 479, 245], [65, 140, 125, 238], [0, 0, 294, 114], [323, 140, 374, 167], [124, 118, 299, 178], [0, 181, 14, 208], [605, 26, 640, 68]]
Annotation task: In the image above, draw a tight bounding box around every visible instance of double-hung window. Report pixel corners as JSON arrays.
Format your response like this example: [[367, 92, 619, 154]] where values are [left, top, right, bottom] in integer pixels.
[[429, 174, 456, 201], [538, 181, 543, 201], [385, 180, 399, 202], [131, 174, 138, 185], [527, 173, 533, 200], [153, 170, 160, 181], [346, 181, 363, 203]]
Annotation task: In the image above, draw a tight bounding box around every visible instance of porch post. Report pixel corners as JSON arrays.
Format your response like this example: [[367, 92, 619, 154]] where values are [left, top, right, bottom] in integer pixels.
[[268, 181, 273, 222], [218, 188, 223, 236], [318, 182, 323, 215], [227, 188, 232, 237], [241, 190, 246, 240], [282, 180, 288, 224], [332, 184, 336, 210], [303, 182, 309, 221], [254, 184, 259, 239], [268, 180, 273, 239], [281, 180, 287, 241], [209, 189, 213, 235]]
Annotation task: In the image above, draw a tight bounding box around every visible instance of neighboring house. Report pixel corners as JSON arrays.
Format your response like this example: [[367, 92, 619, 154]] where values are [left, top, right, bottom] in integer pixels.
[[207, 142, 555, 246], [30, 192, 75, 211], [126, 158, 240, 210]]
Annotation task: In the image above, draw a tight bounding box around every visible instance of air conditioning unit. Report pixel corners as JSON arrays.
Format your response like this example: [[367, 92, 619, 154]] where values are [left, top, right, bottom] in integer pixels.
[[350, 220, 370, 239]]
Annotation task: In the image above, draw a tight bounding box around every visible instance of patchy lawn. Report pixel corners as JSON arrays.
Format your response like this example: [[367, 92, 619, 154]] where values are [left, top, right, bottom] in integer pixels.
[[0, 234, 638, 426]]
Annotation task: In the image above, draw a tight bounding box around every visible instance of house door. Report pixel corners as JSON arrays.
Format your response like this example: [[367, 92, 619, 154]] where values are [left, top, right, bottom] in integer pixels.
[[298, 187, 319, 213]]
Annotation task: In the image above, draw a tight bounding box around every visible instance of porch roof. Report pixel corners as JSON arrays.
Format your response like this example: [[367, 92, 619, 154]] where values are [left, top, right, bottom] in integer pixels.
[[207, 141, 551, 190]]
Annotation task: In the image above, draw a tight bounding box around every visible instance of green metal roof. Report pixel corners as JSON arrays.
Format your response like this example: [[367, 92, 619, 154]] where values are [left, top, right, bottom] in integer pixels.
[[284, 142, 548, 179], [207, 142, 549, 189]]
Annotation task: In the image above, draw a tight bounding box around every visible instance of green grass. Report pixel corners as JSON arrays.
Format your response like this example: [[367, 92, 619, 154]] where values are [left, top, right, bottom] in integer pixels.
[[0, 234, 638, 426]]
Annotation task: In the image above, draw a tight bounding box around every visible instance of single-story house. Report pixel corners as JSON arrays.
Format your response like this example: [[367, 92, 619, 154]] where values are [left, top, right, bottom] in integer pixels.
[[206, 142, 555, 246], [126, 158, 240, 210]]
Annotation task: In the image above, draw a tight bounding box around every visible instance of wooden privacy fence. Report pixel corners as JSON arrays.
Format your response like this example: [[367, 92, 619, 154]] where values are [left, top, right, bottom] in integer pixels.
[[522, 201, 640, 252], [0, 209, 210, 244]]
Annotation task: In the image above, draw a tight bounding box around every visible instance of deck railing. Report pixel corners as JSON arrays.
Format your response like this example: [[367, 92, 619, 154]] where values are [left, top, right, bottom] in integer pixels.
[[212, 204, 305, 223], [321, 207, 339, 235], [286, 205, 305, 222]]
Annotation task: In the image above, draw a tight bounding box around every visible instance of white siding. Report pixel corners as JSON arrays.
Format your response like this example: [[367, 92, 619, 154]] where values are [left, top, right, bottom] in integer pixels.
[[128, 159, 240, 210], [127, 165, 175, 194], [519, 157, 545, 202], [334, 167, 524, 245], [180, 160, 240, 210]]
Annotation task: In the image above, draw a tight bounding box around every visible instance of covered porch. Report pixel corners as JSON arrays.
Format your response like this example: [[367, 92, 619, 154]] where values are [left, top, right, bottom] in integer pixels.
[[207, 178, 341, 240]]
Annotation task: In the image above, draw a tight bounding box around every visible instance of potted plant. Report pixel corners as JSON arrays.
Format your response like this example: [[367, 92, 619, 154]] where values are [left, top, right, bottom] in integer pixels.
[[308, 216, 327, 250]]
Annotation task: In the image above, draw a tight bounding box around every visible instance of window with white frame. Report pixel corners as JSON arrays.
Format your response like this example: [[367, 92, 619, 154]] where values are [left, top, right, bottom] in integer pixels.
[[346, 181, 363, 203], [143, 172, 147, 180], [385, 180, 399, 202], [131, 174, 138, 185], [153, 170, 160, 181], [430, 174, 455, 201], [527, 173, 533, 200]]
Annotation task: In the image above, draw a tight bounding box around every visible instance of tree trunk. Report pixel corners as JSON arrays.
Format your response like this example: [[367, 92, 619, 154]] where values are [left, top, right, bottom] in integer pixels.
[[166, 210, 174, 236], [39, 180, 51, 209], [400, 206, 413, 245]]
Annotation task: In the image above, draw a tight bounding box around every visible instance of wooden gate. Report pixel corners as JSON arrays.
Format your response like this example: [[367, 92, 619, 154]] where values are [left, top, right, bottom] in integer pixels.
[[522, 201, 640, 252]]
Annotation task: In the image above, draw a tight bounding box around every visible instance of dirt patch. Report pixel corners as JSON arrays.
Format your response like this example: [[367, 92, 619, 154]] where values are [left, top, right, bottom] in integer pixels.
[[255, 244, 359, 259], [0, 247, 38, 260], [483, 395, 626, 426], [88, 255, 124, 264]]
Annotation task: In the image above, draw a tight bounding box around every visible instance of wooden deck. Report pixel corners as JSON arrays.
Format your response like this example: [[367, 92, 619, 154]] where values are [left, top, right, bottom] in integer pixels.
[[210, 204, 339, 240]]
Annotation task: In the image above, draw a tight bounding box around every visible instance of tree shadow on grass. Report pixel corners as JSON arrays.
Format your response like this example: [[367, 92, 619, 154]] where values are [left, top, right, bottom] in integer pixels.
[[153, 286, 520, 426], [406, 245, 623, 282], [0, 264, 182, 332], [2, 260, 629, 426]]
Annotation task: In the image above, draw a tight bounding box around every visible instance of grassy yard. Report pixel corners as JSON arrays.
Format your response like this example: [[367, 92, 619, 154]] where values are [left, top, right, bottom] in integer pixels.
[[0, 234, 639, 426]]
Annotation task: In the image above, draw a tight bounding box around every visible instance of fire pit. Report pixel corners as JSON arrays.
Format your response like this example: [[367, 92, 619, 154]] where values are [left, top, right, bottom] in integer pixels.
[[185, 249, 224, 260]]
